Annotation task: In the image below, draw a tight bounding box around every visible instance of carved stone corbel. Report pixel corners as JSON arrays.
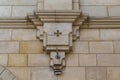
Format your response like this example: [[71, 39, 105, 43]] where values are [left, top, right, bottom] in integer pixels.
[[28, 10, 88, 75]]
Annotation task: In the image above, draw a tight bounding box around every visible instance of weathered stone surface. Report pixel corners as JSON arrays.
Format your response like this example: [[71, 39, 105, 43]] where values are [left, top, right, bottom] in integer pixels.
[[80, 29, 100, 40], [32, 67, 57, 80], [109, 6, 120, 17], [0, 69, 15, 80], [8, 67, 30, 80], [0, 42, 19, 54], [79, 54, 96, 66], [107, 67, 120, 80], [0, 6, 11, 17], [0, 66, 5, 74], [12, 29, 36, 40], [114, 41, 120, 53], [86, 67, 106, 80], [12, 0, 37, 5], [66, 54, 79, 66], [12, 6, 36, 17], [37, 2, 44, 10], [101, 29, 120, 40], [20, 41, 43, 54], [0, 0, 12, 5], [81, 6, 107, 17], [44, 0, 72, 10], [0, 29, 11, 40], [73, 41, 89, 53], [0, 54, 8, 66], [89, 42, 113, 53], [58, 67, 85, 80], [97, 54, 120, 66], [8, 54, 27, 66], [28, 54, 49, 66]]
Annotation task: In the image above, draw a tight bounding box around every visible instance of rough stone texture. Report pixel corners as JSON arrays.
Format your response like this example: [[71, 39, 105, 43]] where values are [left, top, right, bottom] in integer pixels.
[[0, 42, 19, 54], [80, 29, 100, 40], [89, 42, 113, 53], [12, 6, 36, 17], [73, 41, 89, 53], [97, 54, 120, 66], [114, 41, 120, 53], [107, 67, 120, 80], [38, 2, 44, 10], [101, 29, 120, 40], [8, 67, 30, 80], [44, 0, 72, 10], [0, 29, 11, 40], [12, 0, 37, 5], [81, 6, 107, 17], [0, 6, 11, 17], [79, 54, 96, 66], [0, 54, 8, 66], [108, 6, 120, 17], [66, 54, 79, 66], [0, 69, 15, 80], [0, 66, 5, 74], [8, 54, 27, 66], [86, 67, 107, 80], [28, 54, 49, 66], [20, 41, 43, 54], [12, 29, 36, 40], [58, 67, 85, 80], [32, 67, 57, 80]]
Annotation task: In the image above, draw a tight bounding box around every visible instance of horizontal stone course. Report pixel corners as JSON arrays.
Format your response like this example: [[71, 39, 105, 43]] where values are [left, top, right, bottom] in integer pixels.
[[0, 41, 19, 54], [0, 54, 8, 66], [89, 41, 113, 53], [8, 54, 27, 67], [20, 41, 43, 54], [12, 29, 36, 40], [114, 41, 120, 53], [0, 29, 11, 40], [0, 6, 11, 17], [28, 54, 49, 66], [97, 54, 120, 66]]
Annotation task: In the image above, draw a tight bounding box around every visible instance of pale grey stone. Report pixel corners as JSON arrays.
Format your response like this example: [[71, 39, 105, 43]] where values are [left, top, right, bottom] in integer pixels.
[[0, 66, 5, 74], [12, 0, 37, 5], [86, 67, 106, 80], [0, 6, 11, 17], [81, 6, 108, 17], [32, 67, 57, 80]]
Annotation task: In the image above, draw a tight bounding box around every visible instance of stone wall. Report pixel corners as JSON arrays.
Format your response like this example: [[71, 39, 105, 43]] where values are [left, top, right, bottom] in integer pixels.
[[0, 0, 120, 80]]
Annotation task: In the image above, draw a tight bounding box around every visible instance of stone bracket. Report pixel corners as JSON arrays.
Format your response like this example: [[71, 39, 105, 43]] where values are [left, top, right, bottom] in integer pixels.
[[50, 51, 65, 75]]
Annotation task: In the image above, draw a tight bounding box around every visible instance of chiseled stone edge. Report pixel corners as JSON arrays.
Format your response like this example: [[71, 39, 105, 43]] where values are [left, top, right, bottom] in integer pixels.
[[0, 65, 16, 80]]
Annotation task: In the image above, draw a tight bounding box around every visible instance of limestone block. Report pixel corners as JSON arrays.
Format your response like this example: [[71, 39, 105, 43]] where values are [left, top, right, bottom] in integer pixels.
[[0, 42, 19, 54], [20, 41, 43, 54], [114, 41, 120, 53], [66, 54, 79, 66], [12, 6, 36, 17], [73, 41, 89, 53], [89, 42, 113, 53], [107, 67, 120, 80], [44, 0, 72, 10], [0, 69, 15, 80], [0, 29, 11, 40], [38, 0, 44, 2], [86, 67, 106, 80], [8, 67, 30, 80], [109, 6, 120, 17], [73, 0, 79, 3], [80, 0, 109, 5], [0, 66, 5, 74], [79, 54, 96, 66], [12, 0, 37, 5], [80, 29, 100, 40], [0, 54, 8, 66], [97, 54, 120, 66], [73, 3, 80, 10], [32, 67, 57, 80], [58, 67, 85, 80], [101, 29, 120, 40], [81, 6, 107, 17], [28, 54, 49, 66], [38, 2, 44, 10], [12, 29, 36, 40], [8, 54, 27, 66], [0, 0, 12, 5], [0, 6, 11, 17]]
